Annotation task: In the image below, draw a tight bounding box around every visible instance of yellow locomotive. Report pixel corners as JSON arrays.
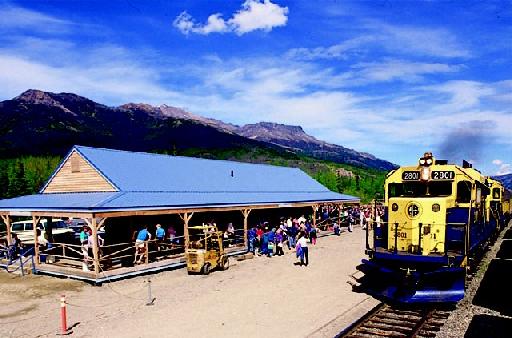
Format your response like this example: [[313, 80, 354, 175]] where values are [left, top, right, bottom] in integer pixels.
[[358, 152, 511, 303]]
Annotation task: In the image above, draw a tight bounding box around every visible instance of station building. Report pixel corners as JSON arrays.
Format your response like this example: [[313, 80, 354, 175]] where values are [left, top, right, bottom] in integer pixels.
[[0, 145, 359, 282]]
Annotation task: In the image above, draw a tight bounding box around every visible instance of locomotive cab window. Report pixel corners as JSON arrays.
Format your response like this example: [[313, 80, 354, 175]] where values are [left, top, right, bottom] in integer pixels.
[[456, 181, 471, 203], [493, 188, 501, 199], [388, 182, 452, 197]]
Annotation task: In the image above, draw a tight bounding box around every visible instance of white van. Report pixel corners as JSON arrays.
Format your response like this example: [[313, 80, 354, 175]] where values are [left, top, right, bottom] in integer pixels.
[[11, 219, 74, 244]]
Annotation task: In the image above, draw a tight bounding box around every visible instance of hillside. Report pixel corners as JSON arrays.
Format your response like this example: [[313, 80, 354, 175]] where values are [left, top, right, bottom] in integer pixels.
[[0, 90, 277, 157], [237, 122, 395, 171], [494, 173, 512, 190], [0, 90, 395, 171]]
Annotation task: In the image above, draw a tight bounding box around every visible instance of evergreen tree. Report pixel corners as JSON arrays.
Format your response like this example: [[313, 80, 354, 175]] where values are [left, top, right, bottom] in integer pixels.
[[7, 161, 28, 197], [0, 161, 8, 199]]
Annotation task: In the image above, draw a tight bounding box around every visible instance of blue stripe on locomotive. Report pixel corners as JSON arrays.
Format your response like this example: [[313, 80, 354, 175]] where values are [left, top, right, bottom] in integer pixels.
[[446, 207, 498, 253]]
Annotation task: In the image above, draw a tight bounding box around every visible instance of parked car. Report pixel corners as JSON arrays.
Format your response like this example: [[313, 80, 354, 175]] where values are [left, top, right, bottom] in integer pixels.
[[11, 219, 74, 244], [64, 218, 105, 243]]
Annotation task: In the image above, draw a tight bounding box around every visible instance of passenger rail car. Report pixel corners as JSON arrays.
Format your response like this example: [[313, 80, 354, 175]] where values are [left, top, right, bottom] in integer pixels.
[[358, 152, 511, 303]]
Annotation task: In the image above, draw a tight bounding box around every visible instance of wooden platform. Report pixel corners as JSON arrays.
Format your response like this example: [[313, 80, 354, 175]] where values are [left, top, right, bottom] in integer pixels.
[[34, 246, 247, 284]]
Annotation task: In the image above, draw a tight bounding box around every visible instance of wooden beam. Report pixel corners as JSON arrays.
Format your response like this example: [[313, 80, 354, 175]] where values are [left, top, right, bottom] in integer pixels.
[[312, 204, 319, 228], [32, 216, 41, 264], [90, 218, 100, 276], [181, 212, 194, 249], [92, 201, 354, 218], [31, 211, 94, 219], [241, 209, 252, 249], [2, 214, 12, 246]]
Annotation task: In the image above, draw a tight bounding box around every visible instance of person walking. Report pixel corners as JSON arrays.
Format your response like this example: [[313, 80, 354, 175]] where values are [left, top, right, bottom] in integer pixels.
[[309, 226, 317, 245], [296, 231, 309, 266], [275, 229, 284, 256]]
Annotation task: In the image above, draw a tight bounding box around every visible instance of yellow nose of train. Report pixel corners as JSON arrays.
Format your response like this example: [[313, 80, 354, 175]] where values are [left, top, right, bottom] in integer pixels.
[[387, 198, 447, 255]]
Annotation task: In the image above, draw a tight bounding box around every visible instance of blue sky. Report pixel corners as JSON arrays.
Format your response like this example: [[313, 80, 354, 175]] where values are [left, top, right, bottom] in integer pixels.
[[0, 0, 511, 175]]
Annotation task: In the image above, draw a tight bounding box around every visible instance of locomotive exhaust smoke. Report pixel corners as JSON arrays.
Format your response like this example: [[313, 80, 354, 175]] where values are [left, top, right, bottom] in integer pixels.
[[437, 120, 494, 164]]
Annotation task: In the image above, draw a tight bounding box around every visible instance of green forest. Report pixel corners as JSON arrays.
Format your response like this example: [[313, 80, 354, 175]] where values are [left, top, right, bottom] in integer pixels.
[[0, 156, 61, 199], [0, 149, 386, 203]]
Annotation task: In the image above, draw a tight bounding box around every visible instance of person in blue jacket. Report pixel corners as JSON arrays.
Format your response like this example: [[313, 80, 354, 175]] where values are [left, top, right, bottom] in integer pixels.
[[260, 228, 269, 256], [248, 227, 256, 254]]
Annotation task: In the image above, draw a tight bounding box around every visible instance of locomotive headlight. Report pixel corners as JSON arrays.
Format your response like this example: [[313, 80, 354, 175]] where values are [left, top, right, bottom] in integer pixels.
[[432, 203, 440, 212], [392, 203, 399, 211], [426, 158, 433, 165], [419, 159, 426, 165]]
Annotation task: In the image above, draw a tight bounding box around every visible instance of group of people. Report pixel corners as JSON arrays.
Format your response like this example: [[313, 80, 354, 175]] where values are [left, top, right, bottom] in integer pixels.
[[132, 224, 170, 264], [319, 204, 384, 232], [0, 233, 23, 260], [247, 216, 316, 266]]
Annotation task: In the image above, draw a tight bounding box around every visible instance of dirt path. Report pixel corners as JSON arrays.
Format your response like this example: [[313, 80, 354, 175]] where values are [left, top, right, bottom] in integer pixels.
[[1, 228, 372, 338]]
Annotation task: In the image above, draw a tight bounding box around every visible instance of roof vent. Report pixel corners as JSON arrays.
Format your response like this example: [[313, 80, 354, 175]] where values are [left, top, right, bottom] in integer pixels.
[[435, 160, 448, 165]]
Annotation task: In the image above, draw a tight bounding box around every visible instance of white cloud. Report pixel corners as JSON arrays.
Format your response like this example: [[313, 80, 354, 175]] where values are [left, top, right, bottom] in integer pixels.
[[493, 160, 512, 175], [173, 0, 288, 36], [350, 60, 461, 83], [423, 80, 496, 111], [375, 23, 470, 58], [286, 36, 375, 60], [287, 22, 470, 61], [0, 6, 72, 33], [497, 164, 512, 175], [228, 0, 288, 34], [173, 12, 228, 35]]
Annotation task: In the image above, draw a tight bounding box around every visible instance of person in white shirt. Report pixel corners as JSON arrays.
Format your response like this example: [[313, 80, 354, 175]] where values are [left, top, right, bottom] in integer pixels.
[[296, 231, 309, 266]]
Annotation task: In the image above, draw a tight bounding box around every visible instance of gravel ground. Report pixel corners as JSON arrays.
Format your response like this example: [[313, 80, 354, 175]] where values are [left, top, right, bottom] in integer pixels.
[[0, 227, 377, 338], [438, 222, 512, 338]]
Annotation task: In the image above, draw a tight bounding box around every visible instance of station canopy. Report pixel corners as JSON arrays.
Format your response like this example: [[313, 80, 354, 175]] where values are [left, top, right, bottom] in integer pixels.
[[0, 145, 359, 214]]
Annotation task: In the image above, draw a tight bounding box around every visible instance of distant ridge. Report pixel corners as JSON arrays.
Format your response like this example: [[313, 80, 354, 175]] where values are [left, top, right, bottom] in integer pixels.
[[0, 89, 396, 171], [494, 173, 512, 190]]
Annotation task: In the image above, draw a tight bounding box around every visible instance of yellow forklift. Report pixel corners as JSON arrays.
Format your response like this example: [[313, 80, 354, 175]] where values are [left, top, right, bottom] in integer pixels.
[[185, 225, 229, 275]]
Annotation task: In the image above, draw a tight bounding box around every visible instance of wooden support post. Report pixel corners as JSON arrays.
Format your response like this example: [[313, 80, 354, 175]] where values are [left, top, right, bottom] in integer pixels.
[[1, 214, 11, 246], [32, 216, 40, 264], [312, 205, 319, 228], [90, 218, 100, 275], [180, 213, 194, 249], [241, 209, 252, 249], [145, 241, 149, 265], [338, 204, 342, 225]]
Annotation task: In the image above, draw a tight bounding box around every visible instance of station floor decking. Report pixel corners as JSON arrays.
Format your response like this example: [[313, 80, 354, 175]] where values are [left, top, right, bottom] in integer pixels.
[[0, 227, 378, 338]]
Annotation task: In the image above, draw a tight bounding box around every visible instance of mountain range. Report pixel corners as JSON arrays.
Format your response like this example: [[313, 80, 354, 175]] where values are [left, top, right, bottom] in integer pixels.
[[0, 89, 396, 171], [494, 173, 512, 191]]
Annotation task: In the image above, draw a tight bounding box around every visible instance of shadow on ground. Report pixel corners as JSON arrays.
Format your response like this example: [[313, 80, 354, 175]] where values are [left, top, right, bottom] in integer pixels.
[[465, 314, 512, 338], [472, 237, 512, 316], [496, 240, 512, 259]]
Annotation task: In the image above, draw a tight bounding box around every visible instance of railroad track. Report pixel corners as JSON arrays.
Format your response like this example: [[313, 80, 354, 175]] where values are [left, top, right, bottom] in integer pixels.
[[339, 303, 451, 338]]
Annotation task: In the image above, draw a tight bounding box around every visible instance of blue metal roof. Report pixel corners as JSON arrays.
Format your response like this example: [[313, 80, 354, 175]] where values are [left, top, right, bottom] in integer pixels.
[[0, 146, 360, 212], [0, 192, 118, 211], [74, 145, 329, 193]]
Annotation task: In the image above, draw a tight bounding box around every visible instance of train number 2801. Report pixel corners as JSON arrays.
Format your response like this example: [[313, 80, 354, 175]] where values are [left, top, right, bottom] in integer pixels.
[[397, 232, 407, 238]]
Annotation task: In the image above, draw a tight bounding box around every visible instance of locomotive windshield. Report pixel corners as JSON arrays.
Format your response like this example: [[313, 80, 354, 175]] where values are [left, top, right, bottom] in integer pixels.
[[388, 181, 453, 198]]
